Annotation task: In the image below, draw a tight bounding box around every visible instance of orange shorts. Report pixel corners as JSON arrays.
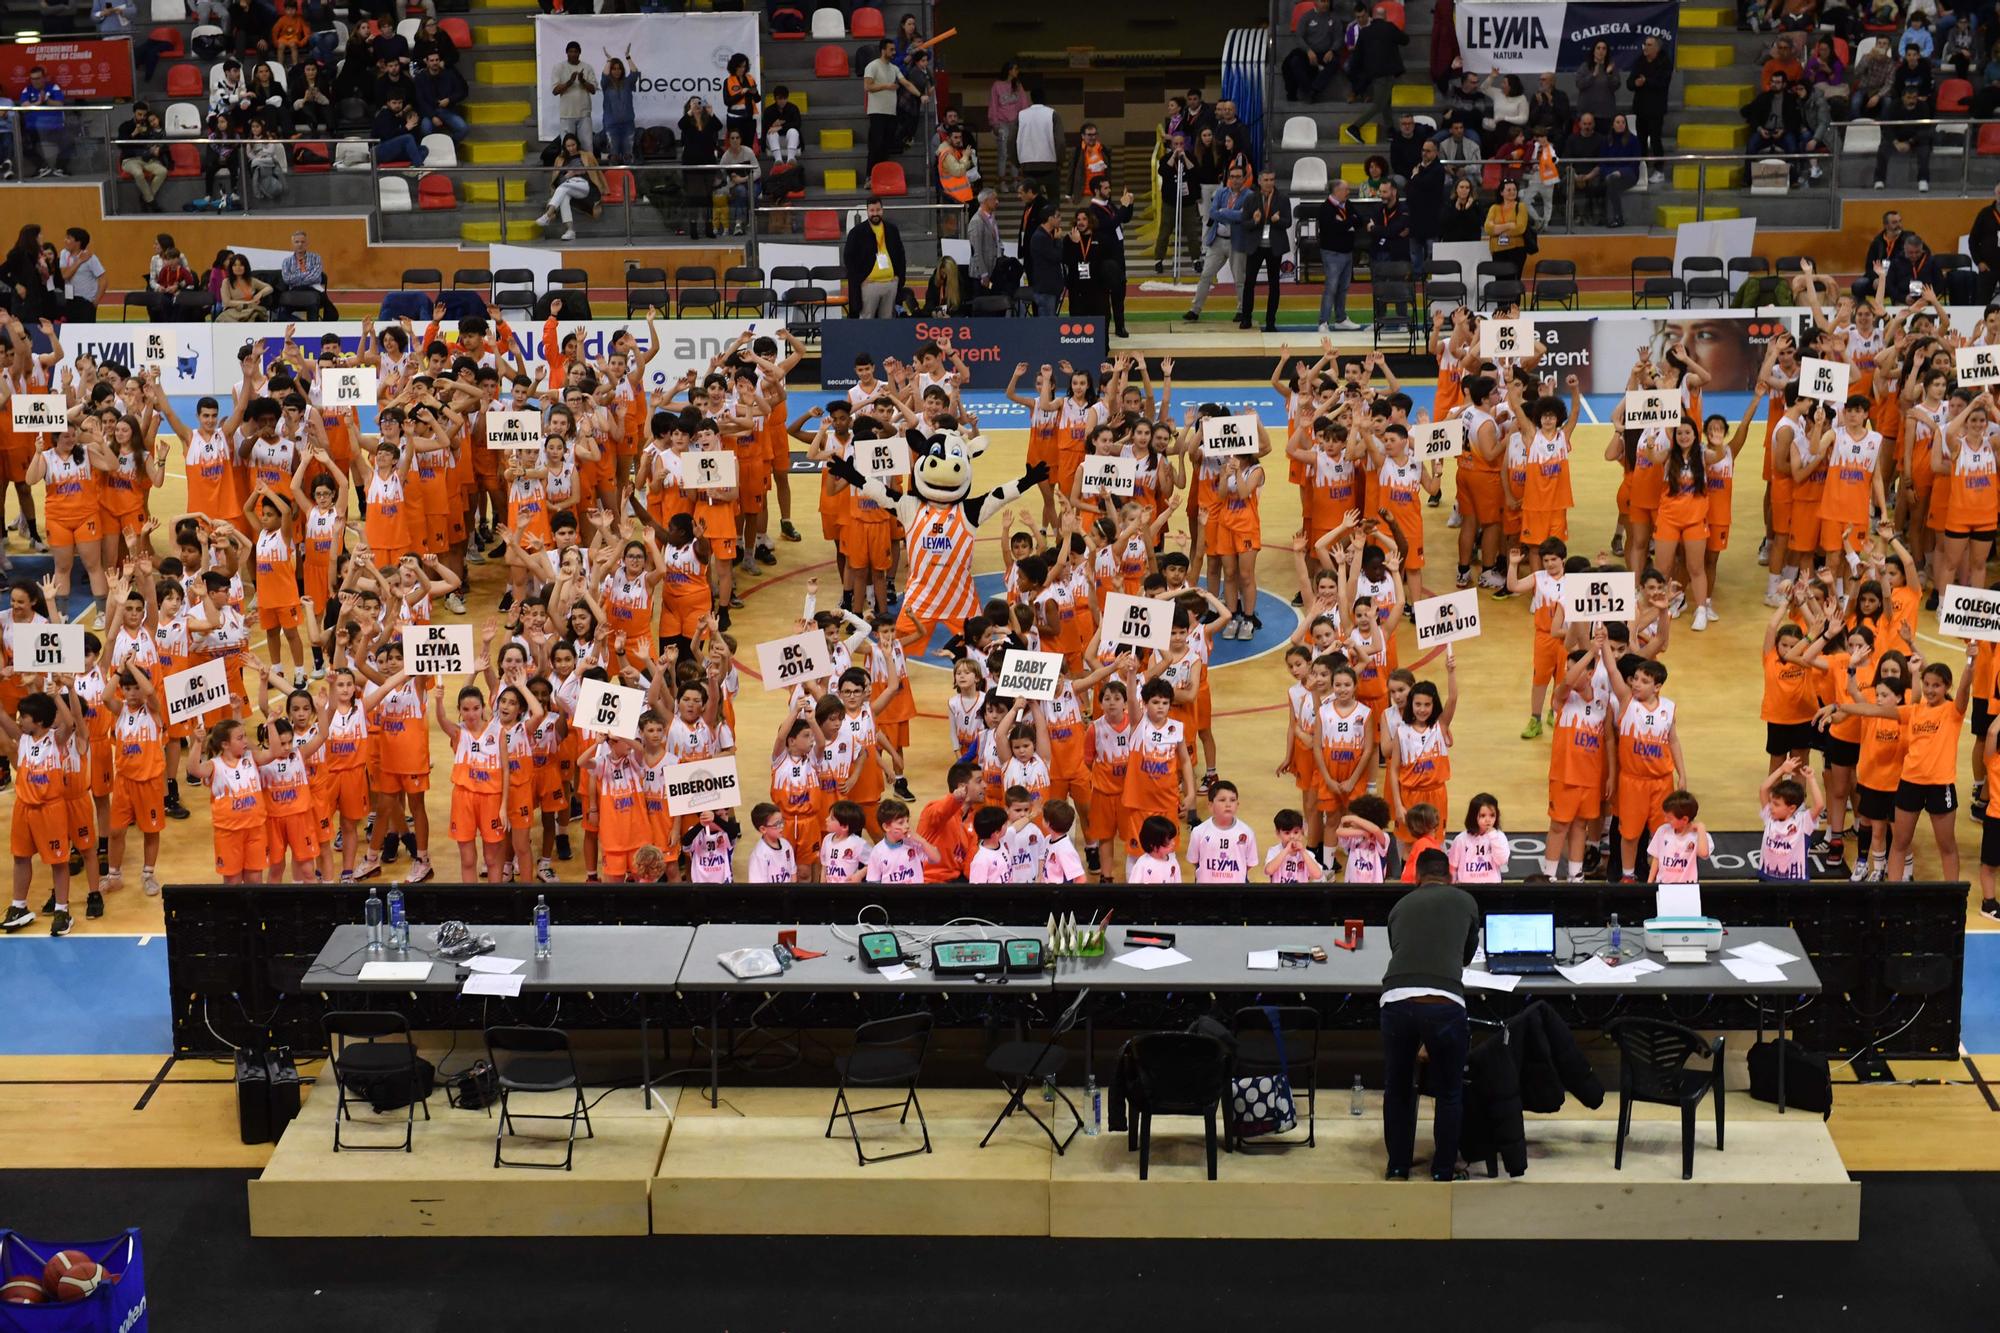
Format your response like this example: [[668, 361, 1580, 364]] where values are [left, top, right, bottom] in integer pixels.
[[1086, 786, 1121, 842], [10, 801, 69, 864], [214, 822, 269, 877], [505, 779, 534, 832], [1533, 632, 1564, 687], [1027, 431, 1057, 473], [1817, 518, 1867, 555], [1788, 498, 1823, 549], [1120, 804, 1177, 855], [841, 519, 893, 572], [1654, 511, 1709, 545], [659, 595, 710, 640], [1458, 467, 1503, 526], [266, 810, 322, 866], [1769, 479, 1793, 537], [111, 774, 166, 834], [259, 601, 303, 631], [600, 845, 634, 880], [1708, 525, 1730, 552], [380, 771, 430, 795], [0, 446, 31, 484], [1055, 450, 1083, 495], [1615, 773, 1675, 838], [1206, 519, 1259, 558], [1548, 779, 1603, 824], [47, 512, 100, 548], [893, 606, 960, 654], [67, 794, 95, 848], [1395, 783, 1447, 842], [450, 787, 505, 844], [314, 766, 370, 824], [89, 741, 113, 799], [819, 504, 847, 543], [535, 760, 566, 813]]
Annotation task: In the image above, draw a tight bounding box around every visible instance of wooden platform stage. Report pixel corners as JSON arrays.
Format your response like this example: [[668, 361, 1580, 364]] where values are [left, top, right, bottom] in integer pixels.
[[246, 1081, 1858, 1241]]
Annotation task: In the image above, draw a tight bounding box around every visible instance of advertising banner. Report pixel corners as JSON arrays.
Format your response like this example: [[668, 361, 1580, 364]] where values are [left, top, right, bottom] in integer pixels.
[[533, 13, 759, 141], [818, 318, 1108, 392], [0, 38, 133, 99], [1454, 1, 1677, 75]]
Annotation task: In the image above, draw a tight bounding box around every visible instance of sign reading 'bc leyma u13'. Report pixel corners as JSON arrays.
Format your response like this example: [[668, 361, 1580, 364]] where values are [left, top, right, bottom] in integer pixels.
[[819, 319, 1107, 392]]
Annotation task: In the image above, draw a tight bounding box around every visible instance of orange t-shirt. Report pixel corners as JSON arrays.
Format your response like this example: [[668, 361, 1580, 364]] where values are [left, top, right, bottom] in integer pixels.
[[1761, 648, 1818, 725], [1898, 699, 1963, 786]]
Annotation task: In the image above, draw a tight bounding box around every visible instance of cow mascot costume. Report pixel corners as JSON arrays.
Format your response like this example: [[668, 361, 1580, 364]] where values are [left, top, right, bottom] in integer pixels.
[[827, 425, 1047, 651]]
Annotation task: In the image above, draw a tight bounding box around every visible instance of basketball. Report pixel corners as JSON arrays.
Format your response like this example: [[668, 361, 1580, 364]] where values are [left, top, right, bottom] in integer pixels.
[[0, 1277, 46, 1305], [41, 1250, 104, 1301]]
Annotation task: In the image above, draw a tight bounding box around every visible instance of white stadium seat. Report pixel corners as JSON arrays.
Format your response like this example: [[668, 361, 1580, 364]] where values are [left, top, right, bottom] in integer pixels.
[[379, 177, 413, 213], [810, 8, 845, 39], [1280, 116, 1317, 150], [1289, 157, 1327, 195]]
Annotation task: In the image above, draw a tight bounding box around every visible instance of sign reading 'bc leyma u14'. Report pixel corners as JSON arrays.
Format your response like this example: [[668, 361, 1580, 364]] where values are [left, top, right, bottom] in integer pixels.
[[819, 319, 1107, 392]]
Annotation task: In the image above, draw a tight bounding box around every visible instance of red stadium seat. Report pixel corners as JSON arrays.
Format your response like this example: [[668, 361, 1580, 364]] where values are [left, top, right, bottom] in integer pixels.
[[1833, 37, 1849, 66], [416, 173, 457, 210], [1380, 0, 1406, 28], [804, 209, 840, 240], [813, 45, 850, 78], [850, 6, 885, 38], [1979, 123, 2000, 156], [165, 63, 204, 97], [150, 26, 185, 58], [167, 142, 200, 178], [1938, 78, 1972, 113], [869, 161, 906, 196], [291, 141, 332, 173], [770, 7, 805, 38], [440, 18, 472, 48], [602, 167, 634, 204]]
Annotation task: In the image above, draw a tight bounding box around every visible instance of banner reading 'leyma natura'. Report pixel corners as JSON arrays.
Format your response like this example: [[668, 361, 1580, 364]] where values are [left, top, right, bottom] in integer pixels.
[[1453, 1, 1678, 75]]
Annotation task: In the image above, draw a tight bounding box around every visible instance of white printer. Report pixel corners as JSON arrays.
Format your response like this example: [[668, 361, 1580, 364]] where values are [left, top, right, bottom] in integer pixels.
[[1643, 885, 1722, 964]]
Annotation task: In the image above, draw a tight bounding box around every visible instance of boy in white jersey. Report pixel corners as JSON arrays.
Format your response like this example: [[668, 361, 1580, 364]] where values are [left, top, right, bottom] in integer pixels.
[[966, 805, 1014, 883], [744, 802, 798, 883], [1265, 808, 1326, 882], [818, 799, 872, 883], [862, 798, 937, 883], [1187, 780, 1258, 883], [1041, 800, 1088, 882], [1000, 785, 1048, 881]]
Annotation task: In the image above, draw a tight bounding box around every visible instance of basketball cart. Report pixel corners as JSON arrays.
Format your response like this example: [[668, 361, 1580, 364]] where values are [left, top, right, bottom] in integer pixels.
[[0, 1230, 147, 1332]]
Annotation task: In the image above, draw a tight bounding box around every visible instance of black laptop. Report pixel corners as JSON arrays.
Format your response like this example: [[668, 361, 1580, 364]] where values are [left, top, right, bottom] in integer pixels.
[[1484, 913, 1559, 975]]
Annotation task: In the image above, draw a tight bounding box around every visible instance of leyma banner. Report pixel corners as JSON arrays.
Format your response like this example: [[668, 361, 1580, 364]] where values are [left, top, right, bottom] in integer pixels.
[[1454, 1, 1677, 75], [533, 12, 760, 141]]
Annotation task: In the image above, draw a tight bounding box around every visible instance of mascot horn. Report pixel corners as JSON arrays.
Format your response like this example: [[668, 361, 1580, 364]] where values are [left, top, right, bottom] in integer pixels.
[[827, 426, 1048, 651]]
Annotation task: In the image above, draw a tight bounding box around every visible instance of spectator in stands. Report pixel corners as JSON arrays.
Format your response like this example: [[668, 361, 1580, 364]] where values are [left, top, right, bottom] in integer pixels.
[[1237, 166, 1288, 332], [1154, 131, 1197, 272], [1901, 12, 1937, 60], [1436, 117, 1480, 178], [1481, 74, 1527, 141], [1444, 71, 1488, 128], [1181, 86, 1214, 139], [415, 49, 469, 143], [1627, 35, 1672, 184], [722, 51, 758, 147], [1482, 177, 1530, 277], [56, 228, 102, 324], [898, 50, 935, 152], [271, 2, 309, 67], [1062, 208, 1107, 315], [1562, 112, 1605, 225], [333, 25, 376, 104], [94, 0, 134, 30], [281, 230, 333, 319], [1743, 70, 1805, 173], [1791, 78, 1832, 183], [1367, 180, 1409, 266], [764, 85, 803, 164], [291, 61, 331, 135], [1803, 35, 1845, 89], [1849, 38, 1895, 117], [1017, 178, 1054, 254], [1490, 124, 1529, 184], [862, 38, 909, 170], [147, 245, 195, 321], [1314, 178, 1359, 334], [595, 56, 636, 163], [1067, 121, 1110, 201], [936, 124, 977, 226], [1386, 112, 1423, 185], [1762, 35, 1806, 90], [1016, 89, 1060, 200], [1890, 41, 1935, 101], [1025, 206, 1063, 314], [1971, 184, 2000, 302], [1183, 160, 1251, 322], [1520, 124, 1558, 230], [226, 0, 274, 54], [1358, 154, 1391, 199], [17, 66, 66, 178], [843, 196, 906, 318], [204, 247, 231, 302], [1212, 99, 1254, 175], [1883, 230, 1943, 296], [371, 94, 428, 166], [200, 113, 244, 205], [1854, 209, 1905, 296], [1284, 0, 1343, 104], [374, 54, 417, 119], [1600, 112, 1641, 227], [245, 117, 287, 200], [215, 253, 271, 321], [118, 104, 169, 214], [1526, 72, 1569, 135], [412, 16, 460, 70], [719, 128, 757, 236], [551, 40, 597, 147], [986, 64, 1025, 189], [1572, 40, 1619, 128], [969, 188, 1002, 291], [537, 132, 605, 243], [678, 96, 721, 240], [1937, 16, 1977, 77], [1346, 5, 1406, 143], [246, 63, 287, 129], [891, 13, 924, 67], [1405, 137, 1445, 268], [1874, 85, 1935, 192]]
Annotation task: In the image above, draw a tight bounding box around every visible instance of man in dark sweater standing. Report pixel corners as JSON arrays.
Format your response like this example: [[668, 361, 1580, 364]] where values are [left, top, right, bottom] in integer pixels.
[[1379, 849, 1480, 1182], [1346, 5, 1408, 144], [1627, 35, 1673, 186]]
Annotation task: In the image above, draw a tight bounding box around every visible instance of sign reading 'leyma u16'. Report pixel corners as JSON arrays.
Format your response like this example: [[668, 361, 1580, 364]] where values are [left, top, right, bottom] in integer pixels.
[[819, 319, 1108, 392], [1454, 1, 1678, 74]]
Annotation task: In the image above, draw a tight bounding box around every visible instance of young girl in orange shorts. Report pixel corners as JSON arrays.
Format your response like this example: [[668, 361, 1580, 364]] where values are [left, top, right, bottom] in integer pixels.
[[189, 718, 268, 885]]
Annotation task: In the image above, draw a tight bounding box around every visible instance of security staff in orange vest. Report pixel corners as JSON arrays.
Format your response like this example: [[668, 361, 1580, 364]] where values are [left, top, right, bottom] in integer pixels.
[[1086, 174, 1135, 339], [936, 125, 977, 216], [1068, 120, 1110, 199]]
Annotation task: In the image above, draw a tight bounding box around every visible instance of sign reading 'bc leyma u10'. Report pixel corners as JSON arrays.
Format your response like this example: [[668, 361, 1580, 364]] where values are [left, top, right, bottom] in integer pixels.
[[820, 319, 1108, 392], [1454, 1, 1679, 75]]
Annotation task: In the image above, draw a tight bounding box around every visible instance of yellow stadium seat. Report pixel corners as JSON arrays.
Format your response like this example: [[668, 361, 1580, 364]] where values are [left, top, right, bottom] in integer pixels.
[[1672, 163, 1744, 190], [823, 168, 857, 191], [1686, 84, 1752, 110], [1677, 45, 1732, 69], [819, 128, 854, 151], [1656, 205, 1740, 229], [1678, 122, 1747, 150]]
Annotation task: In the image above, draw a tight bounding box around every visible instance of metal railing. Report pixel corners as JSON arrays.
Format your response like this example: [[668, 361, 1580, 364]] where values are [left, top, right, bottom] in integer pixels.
[[0, 104, 123, 184], [366, 158, 763, 245], [106, 134, 381, 215]]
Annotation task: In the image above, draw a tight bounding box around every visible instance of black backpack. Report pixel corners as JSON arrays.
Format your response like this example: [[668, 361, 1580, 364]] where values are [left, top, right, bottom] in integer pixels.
[[1746, 1038, 1832, 1118]]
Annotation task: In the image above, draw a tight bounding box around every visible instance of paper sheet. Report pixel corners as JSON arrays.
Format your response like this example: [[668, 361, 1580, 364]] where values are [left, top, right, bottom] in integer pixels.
[[1656, 885, 1703, 920], [1720, 958, 1788, 984], [465, 955, 525, 974], [462, 972, 524, 997], [1462, 969, 1520, 992], [1727, 941, 1801, 967], [1113, 947, 1192, 971], [357, 961, 432, 982], [1247, 950, 1280, 971], [1555, 957, 1638, 985], [876, 963, 915, 981], [1626, 959, 1665, 976]]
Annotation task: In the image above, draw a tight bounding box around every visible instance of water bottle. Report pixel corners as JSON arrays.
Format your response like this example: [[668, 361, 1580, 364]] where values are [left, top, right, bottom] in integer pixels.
[[363, 887, 384, 952], [1609, 912, 1622, 958], [534, 895, 552, 960], [1041, 1074, 1056, 1103], [386, 888, 408, 951], [1350, 1074, 1364, 1116], [1084, 1075, 1101, 1136]]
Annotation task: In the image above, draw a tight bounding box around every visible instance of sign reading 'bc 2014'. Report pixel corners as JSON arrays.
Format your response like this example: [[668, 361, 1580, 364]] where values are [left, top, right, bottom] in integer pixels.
[[755, 629, 836, 690]]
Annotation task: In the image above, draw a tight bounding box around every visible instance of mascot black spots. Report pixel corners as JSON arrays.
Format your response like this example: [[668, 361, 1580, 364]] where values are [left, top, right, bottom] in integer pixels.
[[827, 426, 1048, 650]]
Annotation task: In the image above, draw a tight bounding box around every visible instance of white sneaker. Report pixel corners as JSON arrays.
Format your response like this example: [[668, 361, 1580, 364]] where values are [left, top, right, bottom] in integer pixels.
[[1757, 537, 1770, 564], [142, 868, 160, 896], [1763, 590, 1785, 608], [1668, 592, 1686, 618], [561, 229, 576, 241], [1919, 180, 1930, 193], [311, 663, 326, 680], [1477, 569, 1504, 590], [1692, 605, 1710, 632], [404, 856, 434, 885], [445, 592, 467, 615], [1703, 599, 1719, 621], [535, 211, 556, 227], [1849, 856, 1870, 882], [1335, 319, 1362, 332], [1446, 504, 1462, 529], [1317, 322, 1331, 334], [1866, 862, 1885, 882]]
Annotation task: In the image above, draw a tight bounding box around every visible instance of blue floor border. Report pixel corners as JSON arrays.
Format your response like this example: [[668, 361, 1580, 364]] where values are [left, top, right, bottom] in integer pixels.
[[0, 936, 171, 1056]]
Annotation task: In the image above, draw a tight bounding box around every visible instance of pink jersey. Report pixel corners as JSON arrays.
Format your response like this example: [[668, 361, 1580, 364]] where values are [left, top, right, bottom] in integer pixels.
[[1341, 830, 1387, 882], [1759, 804, 1817, 880], [1647, 825, 1703, 883], [967, 845, 1014, 884], [745, 838, 797, 883], [818, 832, 870, 882], [1130, 851, 1184, 884], [1187, 818, 1258, 883], [1447, 829, 1508, 883], [865, 839, 927, 884], [1264, 844, 1322, 883]]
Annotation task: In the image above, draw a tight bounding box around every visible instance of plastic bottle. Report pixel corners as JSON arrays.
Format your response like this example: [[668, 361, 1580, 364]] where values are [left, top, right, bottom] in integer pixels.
[[1085, 1075, 1101, 1136], [386, 888, 408, 951], [1350, 1074, 1365, 1116], [1609, 912, 1622, 958], [1042, 1074, 1056, 1103], [364, 887, 384, 952], [534, 895, 552, 960]]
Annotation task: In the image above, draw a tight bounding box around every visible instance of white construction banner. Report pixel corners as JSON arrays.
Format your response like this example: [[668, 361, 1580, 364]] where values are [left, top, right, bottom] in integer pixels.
[[533, 13, 761, 141]]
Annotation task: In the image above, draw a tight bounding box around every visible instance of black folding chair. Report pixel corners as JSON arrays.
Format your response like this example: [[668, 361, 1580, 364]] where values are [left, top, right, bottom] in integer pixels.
[[1606, 1017, 1724, 1180], [979, 990, 1087, 1155], [826, 1012, 933, 1165], [323, 1011, 431, 1152], [486, 1026, 594, 1171], [1126, 1031, 1230, 1179]]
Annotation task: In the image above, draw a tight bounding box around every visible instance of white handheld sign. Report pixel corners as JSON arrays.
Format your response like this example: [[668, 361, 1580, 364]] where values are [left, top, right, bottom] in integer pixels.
[[684, 449, 738, 490], [484, 409, 543, 451], [1080, 454, 1138, 497], [403, 623, 474, 675], [8, 623, 84, 675], [1101, 592, 1172, 652], [664, 754, 741, 817], [1562, 571, 1636, 624], [10, 394, 66, 433], [1938, 584, 2000, 643], [1200, 414, 1262, 457], [1956, 345, 2000, 388], [756, 628, 837, 691], [1622, 389, 1680, 429], [575, 678, 646, 739], [1412, 590, 1482, 648], [1413, 417, 1464, 462], [164, 658, 232, 724], [856, 433, 911, 482], [1479, 318, 1535, 359], [323, 367, 378, 409], [1799, 357, 1850, 405], [994, 649, 1064, 700]]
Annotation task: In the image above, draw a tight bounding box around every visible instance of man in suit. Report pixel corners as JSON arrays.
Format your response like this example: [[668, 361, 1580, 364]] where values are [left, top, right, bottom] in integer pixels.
[[1017, 178, 1054, 254], [1086, 175, 1135, 338], [1183, 161, 1252, 322], [842, 196, 905, 318], [968, 188, 1003, 291], [1238, 166, 1289, 331]]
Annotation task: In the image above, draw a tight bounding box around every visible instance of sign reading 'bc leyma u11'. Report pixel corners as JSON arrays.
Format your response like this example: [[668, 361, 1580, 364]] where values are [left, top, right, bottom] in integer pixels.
[[819, 319, 1108, 392]]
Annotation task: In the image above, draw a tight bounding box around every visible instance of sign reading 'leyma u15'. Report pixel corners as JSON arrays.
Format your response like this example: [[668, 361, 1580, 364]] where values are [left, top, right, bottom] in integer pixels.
[[819, 319, 1108, 393], [1454, 1, 1678, 75]]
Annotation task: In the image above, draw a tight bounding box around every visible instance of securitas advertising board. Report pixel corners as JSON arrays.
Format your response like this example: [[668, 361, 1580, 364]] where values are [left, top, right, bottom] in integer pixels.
[[820, 318, 1108, 392]]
